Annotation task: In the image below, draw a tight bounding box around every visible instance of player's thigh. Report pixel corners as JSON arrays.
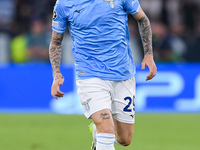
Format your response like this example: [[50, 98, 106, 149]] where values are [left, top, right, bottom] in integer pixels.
[[114, 118, 134, 145], [91, 109, 115, 134], [112, 76, 136, 124], [76, 78, 112, 119]]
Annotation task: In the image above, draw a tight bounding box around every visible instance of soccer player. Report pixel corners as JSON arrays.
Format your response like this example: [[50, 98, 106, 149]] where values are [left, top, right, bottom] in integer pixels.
[[49, 0, 157, 150]]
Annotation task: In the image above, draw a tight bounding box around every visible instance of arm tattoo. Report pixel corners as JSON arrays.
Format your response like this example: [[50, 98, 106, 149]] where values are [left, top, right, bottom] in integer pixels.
[[100, 113, 110, 120], [138, 15, 153, 55], [49, 31, 64, 76]]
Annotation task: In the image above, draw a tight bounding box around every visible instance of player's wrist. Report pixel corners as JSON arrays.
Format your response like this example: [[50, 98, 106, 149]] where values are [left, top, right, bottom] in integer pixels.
[[53, 71, 63, 78], [144, 52, 154, 60], [144, 51, 153, 56], [53, 74, 64, 83]]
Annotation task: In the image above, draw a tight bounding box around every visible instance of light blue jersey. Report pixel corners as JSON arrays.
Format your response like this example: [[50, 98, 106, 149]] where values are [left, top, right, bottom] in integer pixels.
[[52, 0, 140, 81]]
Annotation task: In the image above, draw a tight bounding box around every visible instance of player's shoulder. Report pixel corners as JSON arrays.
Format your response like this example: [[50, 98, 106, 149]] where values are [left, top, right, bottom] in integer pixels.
[[55, 0, 73, 5], [55, 0, 74, 12]]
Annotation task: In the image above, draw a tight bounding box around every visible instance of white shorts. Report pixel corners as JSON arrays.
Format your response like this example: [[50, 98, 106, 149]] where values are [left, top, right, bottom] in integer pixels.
[[76, 77, 136, 124]]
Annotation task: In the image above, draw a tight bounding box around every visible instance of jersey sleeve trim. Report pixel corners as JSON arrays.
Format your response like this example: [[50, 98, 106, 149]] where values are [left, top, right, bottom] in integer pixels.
[[52, 28, 65, 34], [130, 4, 140, 15]]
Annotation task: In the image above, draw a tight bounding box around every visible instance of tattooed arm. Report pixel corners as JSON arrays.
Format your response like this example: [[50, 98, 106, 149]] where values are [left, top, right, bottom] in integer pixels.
[[49, 31, 63, 76], [49, 31, 64, 99], [138, 15, 153, 55], [133, 8, 157, 81]]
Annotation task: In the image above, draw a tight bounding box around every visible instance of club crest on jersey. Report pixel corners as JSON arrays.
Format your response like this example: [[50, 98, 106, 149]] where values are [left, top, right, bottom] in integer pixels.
[[82, 98, 92, 111], [104, 0, 115, 9]]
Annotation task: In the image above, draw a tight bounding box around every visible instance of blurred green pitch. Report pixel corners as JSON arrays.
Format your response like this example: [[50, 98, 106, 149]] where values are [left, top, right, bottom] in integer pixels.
[[0, 114, 199, 150]]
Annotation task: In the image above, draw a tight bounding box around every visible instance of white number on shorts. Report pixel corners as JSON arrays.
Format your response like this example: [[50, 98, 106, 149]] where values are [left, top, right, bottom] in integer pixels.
[[123, 96, 135, 112]]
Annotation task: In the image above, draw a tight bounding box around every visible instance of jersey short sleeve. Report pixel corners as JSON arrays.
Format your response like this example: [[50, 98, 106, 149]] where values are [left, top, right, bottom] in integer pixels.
[[123, 0, 140, 15], [52, 0, 68, 34]]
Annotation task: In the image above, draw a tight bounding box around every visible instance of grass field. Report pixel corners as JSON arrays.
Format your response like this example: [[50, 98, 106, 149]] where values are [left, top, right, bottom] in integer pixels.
[[0, 114, 199, 150]]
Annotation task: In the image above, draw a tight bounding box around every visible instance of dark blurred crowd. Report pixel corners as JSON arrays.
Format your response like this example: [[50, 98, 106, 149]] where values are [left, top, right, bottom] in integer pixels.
[[129, 0, 200, 62], [0, 0, 200, 63]]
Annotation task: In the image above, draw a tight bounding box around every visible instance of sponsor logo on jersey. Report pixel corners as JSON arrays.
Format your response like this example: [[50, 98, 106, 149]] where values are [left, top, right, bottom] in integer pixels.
[[82, 98, 92, 111], [79, 71, 86, 75], [104, 0, 115, 9], [52, 21, 58, 27], [74, 8, 84, 13], [53, 10, 57, 20]]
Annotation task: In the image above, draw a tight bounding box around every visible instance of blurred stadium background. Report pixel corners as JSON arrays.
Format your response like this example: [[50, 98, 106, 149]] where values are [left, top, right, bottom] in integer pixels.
[[0, 0, 200, 150]]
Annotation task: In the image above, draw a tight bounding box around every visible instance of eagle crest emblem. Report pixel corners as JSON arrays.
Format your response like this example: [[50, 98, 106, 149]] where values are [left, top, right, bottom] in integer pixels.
[[104, 0, 115, 9], [82, 98, 92, 111]]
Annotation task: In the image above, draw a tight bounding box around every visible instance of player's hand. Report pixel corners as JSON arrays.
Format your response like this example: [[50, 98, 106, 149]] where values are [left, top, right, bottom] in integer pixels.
[[51, 73, 65, 99], [141, 53, 157, 81]]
